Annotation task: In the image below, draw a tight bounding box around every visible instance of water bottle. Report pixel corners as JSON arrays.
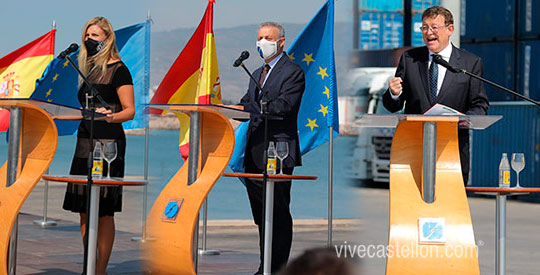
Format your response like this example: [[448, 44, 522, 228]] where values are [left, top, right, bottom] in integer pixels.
[[92, 142, 104, 178], [267, 141, 277, 175], [499, 153, 510, 188]]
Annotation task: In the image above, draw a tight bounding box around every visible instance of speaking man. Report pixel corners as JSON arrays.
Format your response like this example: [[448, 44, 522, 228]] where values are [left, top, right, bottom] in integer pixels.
[[383, 6, 489, 184], [238, 22, 305, 274]]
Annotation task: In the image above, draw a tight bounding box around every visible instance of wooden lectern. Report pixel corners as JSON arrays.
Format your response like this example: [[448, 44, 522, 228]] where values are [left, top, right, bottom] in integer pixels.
[[357, 114, 500, 275], [143, 104, 248, 274], [0, 100, 59, 274]]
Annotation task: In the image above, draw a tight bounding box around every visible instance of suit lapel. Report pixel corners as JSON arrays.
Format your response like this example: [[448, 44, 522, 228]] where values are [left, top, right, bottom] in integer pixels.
[[261, 54, 287, 99], [417, 48, 431, 103], [437, 46, 461, 102], [249, 66, 263, 112]]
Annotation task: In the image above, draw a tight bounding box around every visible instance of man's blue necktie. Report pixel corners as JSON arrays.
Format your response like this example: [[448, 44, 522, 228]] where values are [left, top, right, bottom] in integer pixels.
[[429, 55, 438, 104]]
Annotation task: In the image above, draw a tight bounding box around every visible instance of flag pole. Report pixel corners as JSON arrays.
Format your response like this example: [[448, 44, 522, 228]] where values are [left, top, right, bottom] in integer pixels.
[[328, 0, 336, 248], [33, 20, 58, 229], [133, 11, 152, 243], [327, 126, 334, 247]]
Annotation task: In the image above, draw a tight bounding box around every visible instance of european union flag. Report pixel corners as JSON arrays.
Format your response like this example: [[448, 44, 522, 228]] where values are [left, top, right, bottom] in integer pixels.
[[229, 0, 338, 173], [116, 21, 151, 130], [31, 20, 151, 135], [31, 53, 80, 135], [288, 0, 339, 153]]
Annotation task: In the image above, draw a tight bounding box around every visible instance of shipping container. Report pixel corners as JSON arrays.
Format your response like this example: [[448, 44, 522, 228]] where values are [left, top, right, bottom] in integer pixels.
[[412, 13, 424, 47], [356, 1, 440, 50], [461, 42, 515, 101], [359, 0, 403, 11], [360, 11, 403, 50], [412, 0, 440, 11], [471, 102, 540, 194], [359, 0, 441, 12], [518, 40, 540, 101], [519, 0, 540, 38], [461, 0, 515, 41], [349, 47, 412, 67]]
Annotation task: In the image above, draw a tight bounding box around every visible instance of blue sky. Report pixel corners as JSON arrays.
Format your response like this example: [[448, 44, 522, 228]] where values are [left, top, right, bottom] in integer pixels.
[[1, 0, 351, 55]]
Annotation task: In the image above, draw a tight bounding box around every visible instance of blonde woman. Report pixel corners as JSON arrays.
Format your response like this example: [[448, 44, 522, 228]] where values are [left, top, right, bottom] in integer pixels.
[[62, 17, 134, 274]]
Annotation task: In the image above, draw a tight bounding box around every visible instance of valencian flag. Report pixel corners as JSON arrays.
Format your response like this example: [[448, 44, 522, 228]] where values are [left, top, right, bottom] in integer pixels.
[[149, 0, 221, 159], [31, 21, 151, 135], [0, 30, 55, 131], [229, 0, 339, 172]]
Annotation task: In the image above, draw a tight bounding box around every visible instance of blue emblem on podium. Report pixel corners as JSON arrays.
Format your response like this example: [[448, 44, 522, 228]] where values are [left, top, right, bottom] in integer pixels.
[[161, 198, 184, 222], [419, 217, 446, 244]]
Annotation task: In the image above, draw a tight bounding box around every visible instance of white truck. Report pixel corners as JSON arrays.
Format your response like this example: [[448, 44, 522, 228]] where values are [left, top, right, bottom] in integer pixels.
[[346, 67, 397, 183]]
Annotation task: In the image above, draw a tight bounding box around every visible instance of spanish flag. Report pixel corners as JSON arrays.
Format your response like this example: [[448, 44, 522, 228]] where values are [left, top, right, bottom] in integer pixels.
[[0, 30, 55, 131], [150, 0, 221, 159], [0, 30, 55, 99]]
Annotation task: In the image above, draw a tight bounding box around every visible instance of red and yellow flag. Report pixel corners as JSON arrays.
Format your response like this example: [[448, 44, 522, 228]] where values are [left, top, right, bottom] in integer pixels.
[[0, 30, 55, 99], [150, 0, 221, 159], [0, 30, 55, 131]]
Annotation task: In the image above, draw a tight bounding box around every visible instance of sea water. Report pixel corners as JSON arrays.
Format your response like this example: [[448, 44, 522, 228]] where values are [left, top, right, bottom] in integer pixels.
[[0, 130, 358, 220]]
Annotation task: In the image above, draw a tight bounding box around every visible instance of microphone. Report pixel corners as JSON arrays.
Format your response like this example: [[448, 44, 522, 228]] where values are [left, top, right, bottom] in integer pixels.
[[58, 43, 79, 59], [432, 54, 460, 73], [233, 51, 250, 67]]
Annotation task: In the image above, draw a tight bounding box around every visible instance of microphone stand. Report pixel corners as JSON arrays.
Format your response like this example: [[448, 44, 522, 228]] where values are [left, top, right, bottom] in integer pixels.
[[433, 54, 540, 107], [238, 62, 272, 273], [457, 69, 540, 107], [64, 55, 109, 274]]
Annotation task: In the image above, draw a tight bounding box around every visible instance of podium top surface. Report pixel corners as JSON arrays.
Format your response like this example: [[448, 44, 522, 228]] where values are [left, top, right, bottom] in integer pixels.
[[354, 114, 502, 130], [147, 104, 250, 120], [0, 99, 101, 118]]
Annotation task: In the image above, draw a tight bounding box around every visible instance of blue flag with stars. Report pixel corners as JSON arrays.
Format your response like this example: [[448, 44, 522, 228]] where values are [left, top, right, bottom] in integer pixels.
[[229, 0, 338, 173], [31, 20, 151, 135], [288, 0, 339, 153]]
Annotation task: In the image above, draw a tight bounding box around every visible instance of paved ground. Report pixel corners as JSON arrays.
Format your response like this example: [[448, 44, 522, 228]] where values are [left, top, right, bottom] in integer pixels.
[[15, 180, 540, 274], [357, 184, 540, 275], [14, 180, 361, 274]]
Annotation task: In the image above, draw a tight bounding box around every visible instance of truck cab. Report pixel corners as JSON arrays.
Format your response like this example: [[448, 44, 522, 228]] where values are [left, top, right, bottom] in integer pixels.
[[347, 67, 398, 183]]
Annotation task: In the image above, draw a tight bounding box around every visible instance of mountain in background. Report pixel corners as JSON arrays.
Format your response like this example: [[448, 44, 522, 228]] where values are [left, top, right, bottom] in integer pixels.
[[150, 22, 352, 102]]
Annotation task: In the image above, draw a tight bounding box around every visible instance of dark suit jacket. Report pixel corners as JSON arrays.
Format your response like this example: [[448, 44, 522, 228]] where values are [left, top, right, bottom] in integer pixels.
[[382, 45, 489, 180], [239, 54, 305, 170], [383, 45, 489, 115]]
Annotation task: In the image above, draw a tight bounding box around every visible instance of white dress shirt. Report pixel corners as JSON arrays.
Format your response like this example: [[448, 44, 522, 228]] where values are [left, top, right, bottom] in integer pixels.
[[261, 52, 284, 87]]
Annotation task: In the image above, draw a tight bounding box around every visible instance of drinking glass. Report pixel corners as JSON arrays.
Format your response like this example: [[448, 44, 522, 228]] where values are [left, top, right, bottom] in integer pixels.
[[511, 153, 525, 188], [103, 141, 117, 179], [276, 141, 289, 175]]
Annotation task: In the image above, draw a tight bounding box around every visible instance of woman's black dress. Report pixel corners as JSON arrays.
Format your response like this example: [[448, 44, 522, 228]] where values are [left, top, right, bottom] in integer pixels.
[[62, 61, 132, 217]]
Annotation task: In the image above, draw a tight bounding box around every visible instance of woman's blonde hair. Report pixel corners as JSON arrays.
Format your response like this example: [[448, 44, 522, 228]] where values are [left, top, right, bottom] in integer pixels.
[[78, 17, 120, 86]]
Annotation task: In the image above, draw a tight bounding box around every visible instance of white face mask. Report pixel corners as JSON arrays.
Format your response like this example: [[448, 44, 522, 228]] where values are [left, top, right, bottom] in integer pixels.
[[256, 38, 278, 60]]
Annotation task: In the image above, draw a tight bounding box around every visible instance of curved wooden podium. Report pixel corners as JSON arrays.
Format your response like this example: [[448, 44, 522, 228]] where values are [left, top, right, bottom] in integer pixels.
[[143, 106, 237, 274], [386, 116, 479, 274], [0, 100, 58, 274]]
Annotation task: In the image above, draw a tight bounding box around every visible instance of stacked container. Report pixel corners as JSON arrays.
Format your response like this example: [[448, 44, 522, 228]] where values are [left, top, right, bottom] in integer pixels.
[[463, 42, 515, 101], [471, 102, 540, 194], [517, 0, 540, 101], [462, 0, 540, 190], [358, 0, 441, 50], [461, 0, 517, 102], [411, 0, 441, 46]]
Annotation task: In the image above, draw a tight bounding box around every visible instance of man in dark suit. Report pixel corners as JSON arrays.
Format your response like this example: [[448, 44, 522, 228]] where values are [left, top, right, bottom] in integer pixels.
[[383, 6, 489, 184], [239, 22, 305, 274]]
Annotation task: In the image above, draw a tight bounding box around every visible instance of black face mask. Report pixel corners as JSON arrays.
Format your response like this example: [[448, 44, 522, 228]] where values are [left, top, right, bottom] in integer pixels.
[[85, 38, 105, 56]]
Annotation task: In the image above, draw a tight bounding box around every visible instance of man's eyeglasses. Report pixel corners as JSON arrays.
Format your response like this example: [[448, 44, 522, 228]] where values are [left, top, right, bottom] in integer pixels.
[[419, 25, 449, 33]]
